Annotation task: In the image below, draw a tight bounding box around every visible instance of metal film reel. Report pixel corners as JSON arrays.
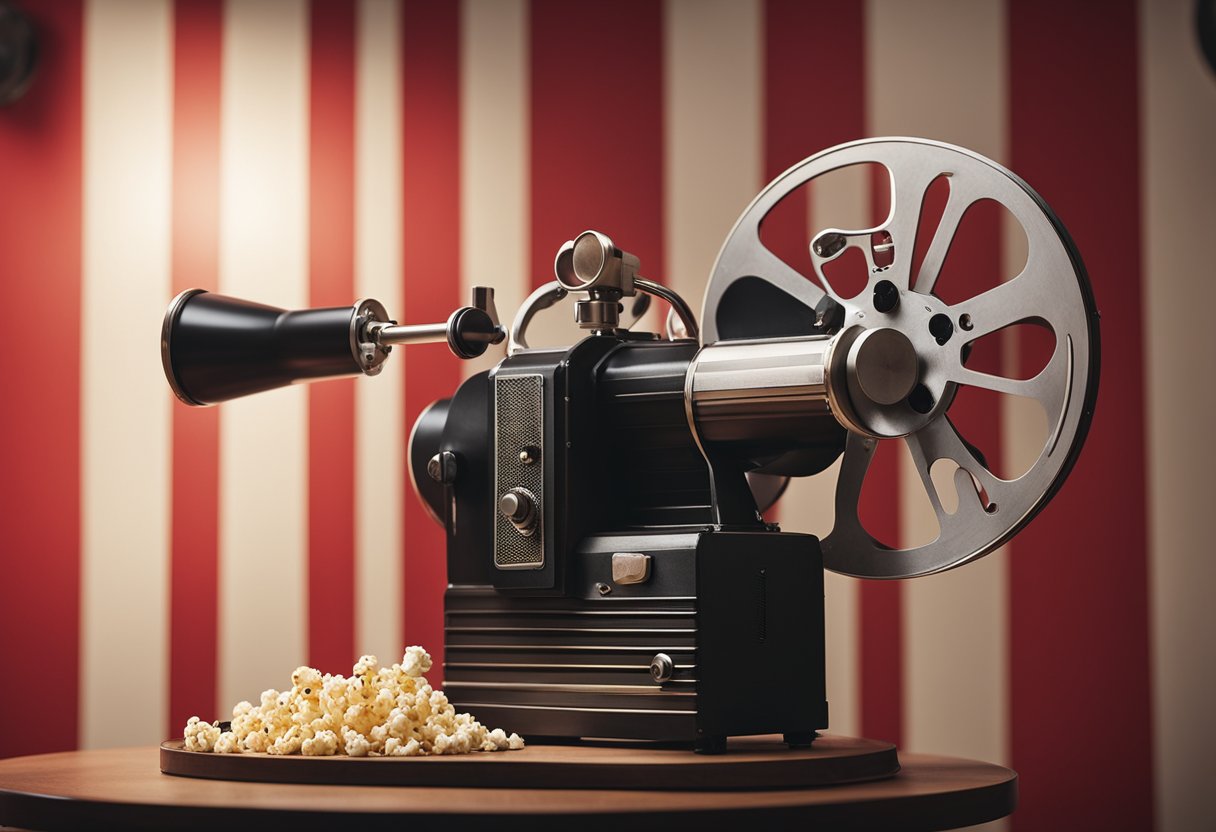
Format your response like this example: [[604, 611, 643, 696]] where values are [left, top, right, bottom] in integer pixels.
[[701, 138, 1100, 578]]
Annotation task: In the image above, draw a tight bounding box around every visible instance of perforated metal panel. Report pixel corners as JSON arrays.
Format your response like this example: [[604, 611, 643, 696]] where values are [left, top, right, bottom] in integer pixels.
[[494, 374, 544, 569]]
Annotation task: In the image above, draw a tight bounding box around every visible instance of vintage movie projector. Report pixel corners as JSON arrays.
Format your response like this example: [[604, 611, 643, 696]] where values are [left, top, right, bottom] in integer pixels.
[[161, 138, 1098, 753]]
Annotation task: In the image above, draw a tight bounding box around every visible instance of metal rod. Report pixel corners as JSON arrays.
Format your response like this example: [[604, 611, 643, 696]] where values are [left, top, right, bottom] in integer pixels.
[[635, 277, 700, 341], [369, 321, 448, 347]]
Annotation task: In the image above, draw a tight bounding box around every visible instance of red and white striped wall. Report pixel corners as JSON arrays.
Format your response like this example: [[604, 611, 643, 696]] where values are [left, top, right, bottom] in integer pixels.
[[0, 1, 1211, 829]]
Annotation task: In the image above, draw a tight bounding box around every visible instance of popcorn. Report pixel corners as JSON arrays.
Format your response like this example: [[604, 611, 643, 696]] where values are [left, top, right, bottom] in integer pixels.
[[401, 645, 432, 678], [302, 729, 339, 757], [343, 727, 372, 757], [184, 717, 221, 752], [181, 646, 524, 758]]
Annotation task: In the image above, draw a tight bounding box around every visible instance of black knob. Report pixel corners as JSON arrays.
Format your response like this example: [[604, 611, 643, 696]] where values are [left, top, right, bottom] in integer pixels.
[[873, 279, 899, 313]]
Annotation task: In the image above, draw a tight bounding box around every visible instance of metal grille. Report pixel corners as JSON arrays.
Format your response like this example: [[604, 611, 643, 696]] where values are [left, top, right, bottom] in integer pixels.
[[494, 374, 544, 568]]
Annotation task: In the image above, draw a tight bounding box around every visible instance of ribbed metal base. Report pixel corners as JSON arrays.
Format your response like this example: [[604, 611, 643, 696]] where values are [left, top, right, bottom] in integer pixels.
[[444, 586, 700, 742]]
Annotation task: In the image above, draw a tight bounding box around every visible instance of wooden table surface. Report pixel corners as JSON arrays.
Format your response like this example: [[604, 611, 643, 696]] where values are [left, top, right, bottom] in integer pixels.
[[0, 744, 1017, 831]]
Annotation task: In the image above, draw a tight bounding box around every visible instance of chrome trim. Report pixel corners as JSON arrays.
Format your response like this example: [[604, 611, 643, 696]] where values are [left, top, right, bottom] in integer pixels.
[[447, 588, 697, 599], [444, 627, 696, 635], [445, 662, 695, 672], [161, 288, 208, 407], [493, 373, 546, 569], [455, 702, 697, 716], [350, 297, 391, 374], [444, 681, 695, 696], [446, 609, 695, 617], [682, 343, 721, 524], [447, 644, 693, 653]]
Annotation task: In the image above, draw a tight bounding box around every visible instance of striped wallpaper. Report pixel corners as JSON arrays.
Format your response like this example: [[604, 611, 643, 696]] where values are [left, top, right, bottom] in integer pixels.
[[0, 1, 1212, 830]]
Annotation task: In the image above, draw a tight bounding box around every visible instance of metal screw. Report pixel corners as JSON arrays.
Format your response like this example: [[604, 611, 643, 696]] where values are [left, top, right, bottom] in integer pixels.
[[595, 582, 612, 596]]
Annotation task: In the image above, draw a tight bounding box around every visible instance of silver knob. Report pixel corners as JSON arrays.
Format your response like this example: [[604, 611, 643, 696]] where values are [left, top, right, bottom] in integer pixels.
[[427, 451, 457, 484], [650, 653, 674, 684], [498, 487, 537, 535]]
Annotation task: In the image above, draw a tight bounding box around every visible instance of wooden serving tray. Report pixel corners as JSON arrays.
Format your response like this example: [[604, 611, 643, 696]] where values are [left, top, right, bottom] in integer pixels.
[[161, 734, 899, 791]]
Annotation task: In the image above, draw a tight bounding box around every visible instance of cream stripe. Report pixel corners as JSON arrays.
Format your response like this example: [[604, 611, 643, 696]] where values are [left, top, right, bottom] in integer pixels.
[[867, 0, 1009, 785], [80, 0, 173, 749], [460, 0, 528, 377], [1141, 2, 1216, 828], [354, 0, 404, 663], [809, 175, 870, 739], [218, 0, 309, 708], [665, 0, 762, 307]]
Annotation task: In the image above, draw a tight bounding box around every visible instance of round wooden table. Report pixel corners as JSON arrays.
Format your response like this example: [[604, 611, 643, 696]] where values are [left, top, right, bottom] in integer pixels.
[[0, 742, 1016, 831]]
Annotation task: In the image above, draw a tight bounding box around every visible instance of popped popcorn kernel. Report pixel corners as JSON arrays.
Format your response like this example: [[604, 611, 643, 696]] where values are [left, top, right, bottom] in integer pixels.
[[181, 645, 522, 758], [183, 717, 221, 752], [302, 730, 339, 757]]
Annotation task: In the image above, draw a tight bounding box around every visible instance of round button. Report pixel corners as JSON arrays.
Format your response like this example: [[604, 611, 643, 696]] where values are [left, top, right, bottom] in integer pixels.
[[498, 487, 538, 535], [499, 490, 531, 522], [849, 327, 918, 406]]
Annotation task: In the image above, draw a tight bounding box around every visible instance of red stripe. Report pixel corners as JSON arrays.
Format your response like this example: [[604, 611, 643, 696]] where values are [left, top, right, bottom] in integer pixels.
[[401, 0, 462, 675], [530, 0, 664, 289], [0, 0, 83, 758], [168, 0, 223, 735], [307, 0, 357, 672], [760, 0, 895, 743], [857, 130, 903, 749], [762, 0, 866, 256], [1008, 2, 1153, 829]]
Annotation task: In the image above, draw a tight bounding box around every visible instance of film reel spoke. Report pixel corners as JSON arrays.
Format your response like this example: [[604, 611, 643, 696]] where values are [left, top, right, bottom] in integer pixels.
[[902, 429, 950, 522], [880, 162, 947, 291], [913, 415, 1009, 504], [911, 174, 990, 296], [950, 269, 1051, 341], [725, 231, 829, 312], [832, 432, 876, 527], [951, 356, 1066, 423]]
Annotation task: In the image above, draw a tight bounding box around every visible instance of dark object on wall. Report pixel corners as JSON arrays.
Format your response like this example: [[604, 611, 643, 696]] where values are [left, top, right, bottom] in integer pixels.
[[158, 138, 1100, 754], [1200, 0, 1216, 77], [0, 1, 36, 107]]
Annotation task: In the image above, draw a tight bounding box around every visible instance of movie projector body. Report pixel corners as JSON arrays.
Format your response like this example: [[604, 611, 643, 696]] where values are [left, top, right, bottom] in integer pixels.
[[162, 139, 1098, 753]]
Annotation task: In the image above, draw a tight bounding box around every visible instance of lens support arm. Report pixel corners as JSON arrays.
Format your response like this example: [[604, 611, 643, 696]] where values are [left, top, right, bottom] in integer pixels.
[[363, 285, 505, 363]]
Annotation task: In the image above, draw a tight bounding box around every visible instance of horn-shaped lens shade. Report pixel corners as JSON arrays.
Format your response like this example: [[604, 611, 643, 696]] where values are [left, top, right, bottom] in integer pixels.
[[161, 289, 371, 406]]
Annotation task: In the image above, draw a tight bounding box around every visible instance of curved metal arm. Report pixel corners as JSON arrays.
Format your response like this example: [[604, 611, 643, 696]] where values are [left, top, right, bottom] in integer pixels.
[[508, 277, 699, 355], [508, 281, 568, 355], [635, 277, 699, 341]]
